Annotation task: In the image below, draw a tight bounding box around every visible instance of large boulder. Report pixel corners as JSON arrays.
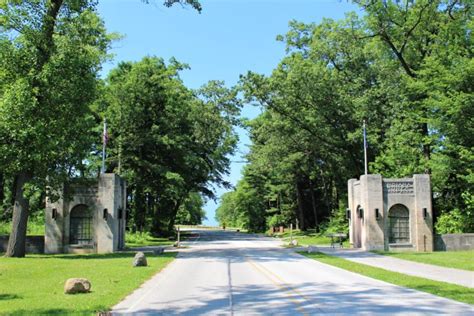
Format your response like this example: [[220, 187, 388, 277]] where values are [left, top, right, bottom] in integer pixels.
[[64, 278, 91, 294], [133, 252, 147, 267]]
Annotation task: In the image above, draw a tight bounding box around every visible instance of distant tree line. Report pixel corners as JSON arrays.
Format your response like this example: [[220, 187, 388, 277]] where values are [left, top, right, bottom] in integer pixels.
[[216, 0, 473, 234]]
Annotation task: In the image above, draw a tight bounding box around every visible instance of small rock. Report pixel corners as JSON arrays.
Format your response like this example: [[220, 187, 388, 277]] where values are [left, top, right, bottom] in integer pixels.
[[153, 247, 164, 255], [307, 245, 318, 254], [133, 252, 147, 267], [290, 239, 298, 246], [64, 278, 91, 294]]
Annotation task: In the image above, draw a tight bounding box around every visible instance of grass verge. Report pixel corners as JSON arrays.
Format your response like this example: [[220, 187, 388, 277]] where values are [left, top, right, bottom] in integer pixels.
[[373, 250, 474, 271], [301, 252, 474, 305], [272, 229, 349, 247], [0, 251, 177, 315], [125, 231, 174, 248]]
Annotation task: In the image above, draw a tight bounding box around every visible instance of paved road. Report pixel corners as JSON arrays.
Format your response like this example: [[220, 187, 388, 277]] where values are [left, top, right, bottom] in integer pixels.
[[113, 230, 473, 315]]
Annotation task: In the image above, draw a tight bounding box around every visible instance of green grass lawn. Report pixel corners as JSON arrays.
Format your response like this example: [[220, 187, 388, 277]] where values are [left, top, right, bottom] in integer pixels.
[[0, 252, 177, 315], [272, 229, 350, 247], [124, 231, 175, 248], [302, 252, 474, 305], [374, 250, 474, 271], [126, 236, 174, 248]]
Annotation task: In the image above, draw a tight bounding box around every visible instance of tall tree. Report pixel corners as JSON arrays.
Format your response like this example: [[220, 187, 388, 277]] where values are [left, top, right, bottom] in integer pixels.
[[0, 0, 203, 257], [103, 58, 240, 235], [0, 0, 111, 257], [221, 1, 473, 234]]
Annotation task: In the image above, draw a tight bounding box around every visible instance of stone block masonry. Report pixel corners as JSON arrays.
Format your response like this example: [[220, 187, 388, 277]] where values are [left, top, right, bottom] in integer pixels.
[[348, 174, 433, 252]]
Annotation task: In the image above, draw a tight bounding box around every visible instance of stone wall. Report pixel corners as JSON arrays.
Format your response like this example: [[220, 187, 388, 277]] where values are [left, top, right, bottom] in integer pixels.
[[0, 235, 44, 254], [434, 233, 474, 251]]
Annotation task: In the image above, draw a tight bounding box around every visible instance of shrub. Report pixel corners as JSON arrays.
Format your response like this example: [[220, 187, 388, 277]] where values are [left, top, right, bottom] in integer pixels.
[[435, 192, 474, 234], [324, 204, 349, 234], [125, 231, 153, 245]]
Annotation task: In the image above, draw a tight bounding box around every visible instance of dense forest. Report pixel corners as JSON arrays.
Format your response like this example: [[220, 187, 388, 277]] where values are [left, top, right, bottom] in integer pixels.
[[216, 0, 473, 235], [0, 1, 472, 257]]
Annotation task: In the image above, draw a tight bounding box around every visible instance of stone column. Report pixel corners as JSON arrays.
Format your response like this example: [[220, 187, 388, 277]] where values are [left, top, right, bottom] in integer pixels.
[[96, 174, 116, 253], [413, 174, 433, 252], [360, 174, 384, 250], [348, 179, 357, 247], [44, 185, 65, 253]]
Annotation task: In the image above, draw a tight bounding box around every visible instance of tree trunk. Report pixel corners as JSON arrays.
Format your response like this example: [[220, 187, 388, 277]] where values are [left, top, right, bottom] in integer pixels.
[[134, 185, 146, 232], [5, 172, 32, 257], [309, 180, 319, 231], [167, 201, 182, 235], [0, 173, 4, 206], [295, 181, 306, 231], [151, 196, 163, 236]]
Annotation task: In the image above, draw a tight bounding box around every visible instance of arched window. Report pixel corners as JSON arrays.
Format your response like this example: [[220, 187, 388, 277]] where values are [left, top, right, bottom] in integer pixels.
[[388, 204, 410, 244], [69, 205, 93, 245]]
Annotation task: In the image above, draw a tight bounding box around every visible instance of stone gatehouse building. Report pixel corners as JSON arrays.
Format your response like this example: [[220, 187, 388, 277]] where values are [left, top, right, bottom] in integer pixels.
[[45, 173, 126, 254], [348, 174, 433, 252]]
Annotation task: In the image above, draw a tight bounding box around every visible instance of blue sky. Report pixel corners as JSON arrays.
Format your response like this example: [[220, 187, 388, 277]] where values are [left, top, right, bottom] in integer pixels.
[[97, 0, 360, 225]]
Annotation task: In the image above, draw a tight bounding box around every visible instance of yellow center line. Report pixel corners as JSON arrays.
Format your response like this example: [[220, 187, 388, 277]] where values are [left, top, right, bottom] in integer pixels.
[[252, 258, 313, 302], [245, 257, 309, 316]]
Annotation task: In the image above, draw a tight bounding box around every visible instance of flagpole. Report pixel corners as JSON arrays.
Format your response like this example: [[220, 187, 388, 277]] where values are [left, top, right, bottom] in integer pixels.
[[101, 118, 107, 174], [363, 120, 368, 175]]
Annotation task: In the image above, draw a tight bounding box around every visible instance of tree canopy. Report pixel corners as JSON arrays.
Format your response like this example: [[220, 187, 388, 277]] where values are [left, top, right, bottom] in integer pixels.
[[101, 57, 240, 234], [216, 0, 473, 234]]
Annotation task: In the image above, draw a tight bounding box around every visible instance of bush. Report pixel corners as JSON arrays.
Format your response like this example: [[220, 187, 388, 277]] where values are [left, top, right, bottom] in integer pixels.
[[0, 221, 10, 235], [125, 231, 153, 245], [435, 209, 474, 233], [435, 192, 474, 234], [324, 204, 349, 234], [267, 214, 286, 228], [0, 212, 44, 236]]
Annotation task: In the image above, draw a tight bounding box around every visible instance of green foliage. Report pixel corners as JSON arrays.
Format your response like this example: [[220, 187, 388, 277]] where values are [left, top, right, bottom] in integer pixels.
[[267, 214, 286, 228], [0, 252, 177, 314], [175, 192, 207, 225], [303, 252, 474, 305], [218, 0, 473, 234], [0, 213, 44, 235], [215, 179, 267, 232], [125, 231, 153, 245], [142, 0, 202, 13], [435, 192, 474, 234], [102, 57, 240, 235], [324, 204, 349, 235], [0, 1, 112, 181]]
